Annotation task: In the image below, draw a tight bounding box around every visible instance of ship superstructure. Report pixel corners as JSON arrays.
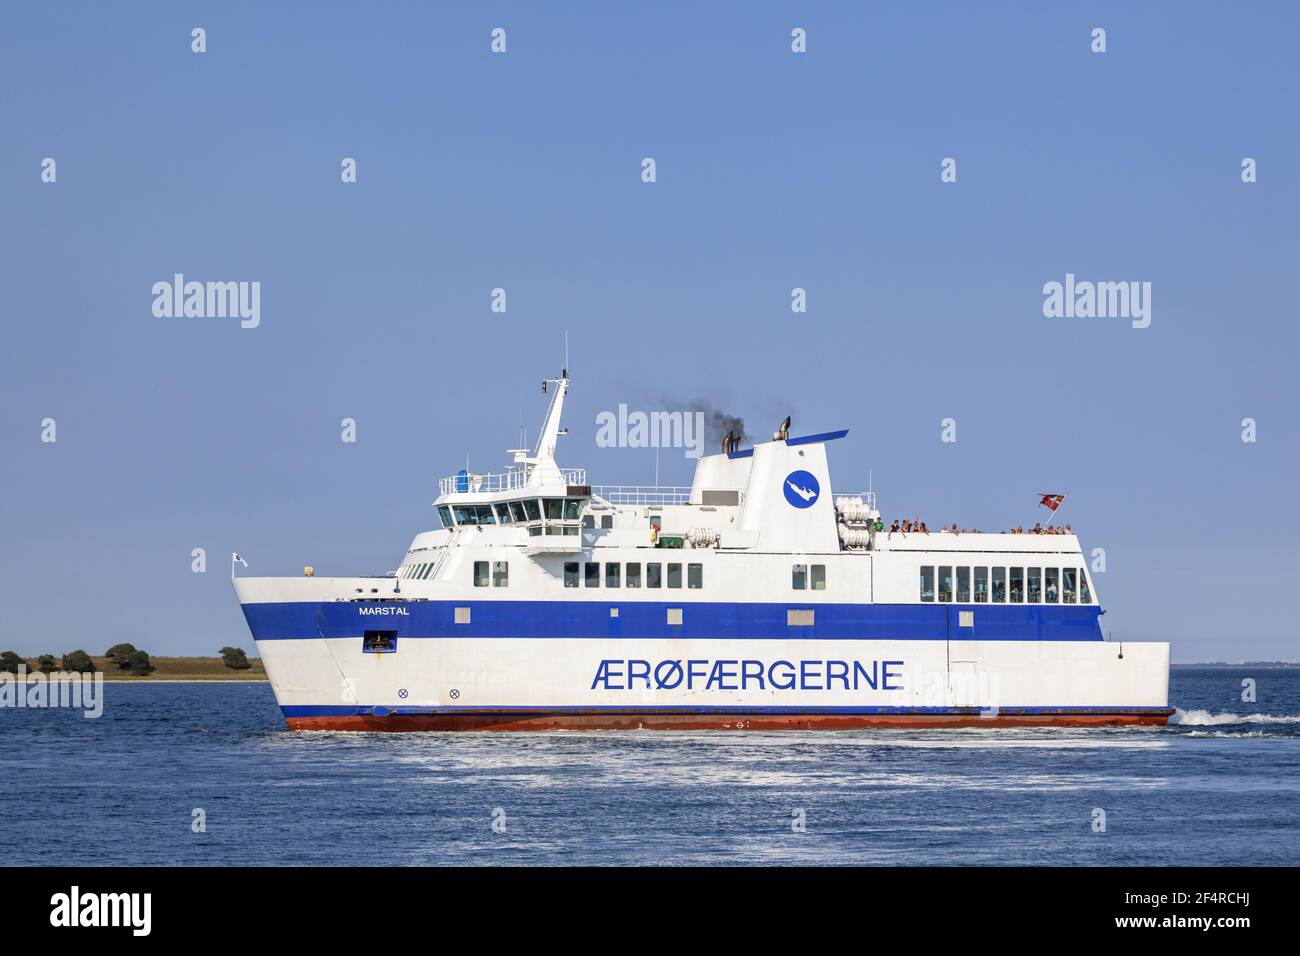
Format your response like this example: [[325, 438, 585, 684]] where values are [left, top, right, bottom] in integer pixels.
[[234, 370, 1172, 730]]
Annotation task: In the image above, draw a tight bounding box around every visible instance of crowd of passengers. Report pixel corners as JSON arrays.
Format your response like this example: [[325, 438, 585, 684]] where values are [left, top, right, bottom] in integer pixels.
[[886, 520, 1074, 536]]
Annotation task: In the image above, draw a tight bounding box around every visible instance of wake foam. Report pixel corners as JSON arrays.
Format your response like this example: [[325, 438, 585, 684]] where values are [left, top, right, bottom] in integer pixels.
[[1171, 708, 1300, 726]]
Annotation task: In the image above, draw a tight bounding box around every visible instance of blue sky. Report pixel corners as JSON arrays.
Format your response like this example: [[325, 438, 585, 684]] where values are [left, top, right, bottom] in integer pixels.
[[1, 1, 1296, 661]]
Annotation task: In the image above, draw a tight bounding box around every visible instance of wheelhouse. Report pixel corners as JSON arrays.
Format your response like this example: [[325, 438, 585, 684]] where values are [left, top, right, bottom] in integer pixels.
[[437, 491, 591, 537]]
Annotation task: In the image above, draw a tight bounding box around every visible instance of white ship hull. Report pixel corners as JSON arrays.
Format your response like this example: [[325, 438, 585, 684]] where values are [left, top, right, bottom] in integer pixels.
[[240, 586, 1171, 732]]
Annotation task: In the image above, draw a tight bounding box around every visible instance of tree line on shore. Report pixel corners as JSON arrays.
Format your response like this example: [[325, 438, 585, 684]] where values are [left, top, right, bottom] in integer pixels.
[[0, 646, 254, 676]]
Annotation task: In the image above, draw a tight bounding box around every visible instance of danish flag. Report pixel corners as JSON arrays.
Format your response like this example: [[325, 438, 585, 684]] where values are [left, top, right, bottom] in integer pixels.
[[1038, 493, 1065, 512]]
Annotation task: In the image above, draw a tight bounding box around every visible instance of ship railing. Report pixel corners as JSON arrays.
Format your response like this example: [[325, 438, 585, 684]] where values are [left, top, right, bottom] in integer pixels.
[[591, 485, 693, 506], [438, 467, 587, 496]]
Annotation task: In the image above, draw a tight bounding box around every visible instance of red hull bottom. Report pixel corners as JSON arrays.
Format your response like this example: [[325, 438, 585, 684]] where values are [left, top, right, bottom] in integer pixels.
[[286, 712, 1173, 732]]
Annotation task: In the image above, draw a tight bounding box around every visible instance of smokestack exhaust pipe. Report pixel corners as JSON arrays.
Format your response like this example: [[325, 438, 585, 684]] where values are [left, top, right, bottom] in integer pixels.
[[773, 416, 791, 441]]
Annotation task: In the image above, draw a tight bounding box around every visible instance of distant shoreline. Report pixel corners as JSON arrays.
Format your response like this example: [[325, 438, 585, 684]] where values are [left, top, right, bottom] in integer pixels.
[[10, 654, 268, 682], [1172, 662, 1299, 668], [100, 678, 271, 684]]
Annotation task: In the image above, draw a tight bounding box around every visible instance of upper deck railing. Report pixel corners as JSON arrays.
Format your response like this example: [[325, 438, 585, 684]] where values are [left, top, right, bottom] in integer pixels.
[[591, 485, 693, 506], [438, 467, 587, 496]]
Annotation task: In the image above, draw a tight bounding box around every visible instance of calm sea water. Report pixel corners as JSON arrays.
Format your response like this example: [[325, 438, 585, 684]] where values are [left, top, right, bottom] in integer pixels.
[[2, 666, 1297, 866]]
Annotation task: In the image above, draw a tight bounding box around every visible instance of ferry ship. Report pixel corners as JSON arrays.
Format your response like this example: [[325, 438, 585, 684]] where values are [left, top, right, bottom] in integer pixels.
[[234, 370, 1173, 731]]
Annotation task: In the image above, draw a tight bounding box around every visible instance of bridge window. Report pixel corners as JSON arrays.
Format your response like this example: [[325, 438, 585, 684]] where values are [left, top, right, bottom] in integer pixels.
[[792, 564, 807, 589], [688, 563, 703, 589], [1028, 568, 1042, 603], [565, 498, 585, 520], [626, 562, 642, 588], [493, 561, 509, 587], [509, 501, 528, 523], [1080, 569, 1092, 603], [437, 506, 453, 529], [454, 504, 497, 525], [605, 562, 620, 588], [473, 561, 489, 587], [544, 498, 564, 520], [585, 562, 600, 588], [494, 503, 513, 524], [1009, 567, 1024, 603], [523, 499, 541, 522], [938, 566, 953, 602], [647, 563, 662, 588], [992, 567, 1006, 603], [419, 564, 433, 580], [1062, 567, 1077, 603], [810, 564, 825, 590], [974, 567, 988, 603], [564, 562, 579, 588], [1045, 567, 1059, 604], [920, 566, 935, 602], [667, 563, 682, 588], [956, 567, 971, 602]]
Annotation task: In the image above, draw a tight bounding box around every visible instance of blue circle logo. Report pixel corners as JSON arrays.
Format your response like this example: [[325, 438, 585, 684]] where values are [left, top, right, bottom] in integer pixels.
[[783, 470, 820, 509]]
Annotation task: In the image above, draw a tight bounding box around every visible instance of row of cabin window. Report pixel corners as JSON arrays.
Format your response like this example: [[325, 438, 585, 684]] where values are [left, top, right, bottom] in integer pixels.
[[791, 564, 827, 590], [404, 561, 511, 585], [919, 565, 1093, 604], [564, 561, 703, 589], [438, 498, 587, 528], [472, 561, 510, 587]]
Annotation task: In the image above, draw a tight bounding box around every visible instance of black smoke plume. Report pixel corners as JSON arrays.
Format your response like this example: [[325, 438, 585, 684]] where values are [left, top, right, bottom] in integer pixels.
[[687, 400, 747, 450]]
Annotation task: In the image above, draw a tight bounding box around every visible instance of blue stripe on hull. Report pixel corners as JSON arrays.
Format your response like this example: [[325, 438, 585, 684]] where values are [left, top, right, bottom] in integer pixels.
[[243, 600, 1104, 643]]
